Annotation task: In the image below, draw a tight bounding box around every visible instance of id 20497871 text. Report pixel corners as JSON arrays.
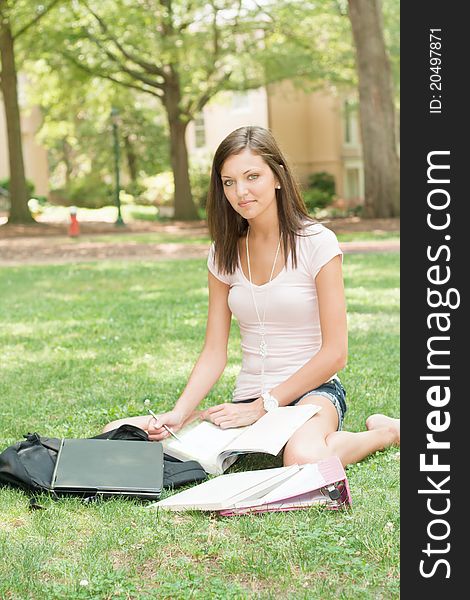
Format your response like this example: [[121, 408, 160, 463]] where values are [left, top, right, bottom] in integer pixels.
[[429, 29, 442, 114]]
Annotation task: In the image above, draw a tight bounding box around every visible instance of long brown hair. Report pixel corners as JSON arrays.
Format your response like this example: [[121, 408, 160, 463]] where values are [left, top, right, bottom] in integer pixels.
[[206, 126, 315, 274]]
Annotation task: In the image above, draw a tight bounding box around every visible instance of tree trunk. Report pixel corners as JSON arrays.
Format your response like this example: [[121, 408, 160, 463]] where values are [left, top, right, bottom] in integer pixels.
[[0, 21, 34, 223], [348, 0, 400, 217], [163, 77, 198, 220], [62, 137, 73, 185], [168, 118, 197, 220]]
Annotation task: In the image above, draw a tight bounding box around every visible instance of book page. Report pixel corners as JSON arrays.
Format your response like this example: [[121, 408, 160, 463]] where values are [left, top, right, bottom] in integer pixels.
[[175, 420, 245, 453], [162, 405, 321, 474], [162, 420, 248, 474], [222, 405, 321, 456]]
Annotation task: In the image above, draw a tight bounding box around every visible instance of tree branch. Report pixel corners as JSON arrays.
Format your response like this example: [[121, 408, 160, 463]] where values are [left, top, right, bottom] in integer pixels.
[[81, 0, 167, 81], [184, 70, 233, 119], [159, 0, 174, 36], [14, 0, 63, 40], [61, 50, 164, 99], [176, 0, 195, 32], [182, 1, 265, 117], [77, 26, 165, 91]]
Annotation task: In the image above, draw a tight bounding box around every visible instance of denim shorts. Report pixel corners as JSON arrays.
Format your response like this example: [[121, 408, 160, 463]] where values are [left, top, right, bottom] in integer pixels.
[[237, 378, 347, 431], [291, 379, 347, 431]]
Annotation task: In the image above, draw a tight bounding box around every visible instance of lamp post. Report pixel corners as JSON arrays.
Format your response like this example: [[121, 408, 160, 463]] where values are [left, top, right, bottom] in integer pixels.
[[110, 107, 124, 226]]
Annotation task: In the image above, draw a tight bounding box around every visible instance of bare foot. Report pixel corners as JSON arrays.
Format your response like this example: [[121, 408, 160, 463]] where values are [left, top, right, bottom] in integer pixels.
[[366, 413, 400, 445]]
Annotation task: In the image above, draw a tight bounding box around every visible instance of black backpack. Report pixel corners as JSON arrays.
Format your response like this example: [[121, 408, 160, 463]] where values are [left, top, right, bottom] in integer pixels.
[[0, 424, 207, 504]]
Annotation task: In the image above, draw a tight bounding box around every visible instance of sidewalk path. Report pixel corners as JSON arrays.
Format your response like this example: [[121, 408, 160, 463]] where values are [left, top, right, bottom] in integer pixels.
[[0, 236, 399, 267]]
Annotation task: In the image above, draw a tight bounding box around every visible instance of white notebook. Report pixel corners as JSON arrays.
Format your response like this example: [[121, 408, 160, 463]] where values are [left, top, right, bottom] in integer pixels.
[[152, 456, 351, 513], [152, 465, 300, 511], [162, 405, 321, 474]]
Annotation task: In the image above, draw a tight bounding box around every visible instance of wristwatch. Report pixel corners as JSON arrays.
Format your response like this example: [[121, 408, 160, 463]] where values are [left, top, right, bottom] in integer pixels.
[[261, 391, 279, 412]]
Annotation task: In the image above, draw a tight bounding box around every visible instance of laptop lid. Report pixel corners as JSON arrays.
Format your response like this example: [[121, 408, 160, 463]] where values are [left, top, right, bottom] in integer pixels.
[[51, 439, 163, 497]]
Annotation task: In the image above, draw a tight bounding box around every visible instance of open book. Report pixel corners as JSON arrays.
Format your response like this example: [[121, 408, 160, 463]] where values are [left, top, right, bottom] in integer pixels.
[[151, 456, 351, 513], [162, 405, 321, 475]]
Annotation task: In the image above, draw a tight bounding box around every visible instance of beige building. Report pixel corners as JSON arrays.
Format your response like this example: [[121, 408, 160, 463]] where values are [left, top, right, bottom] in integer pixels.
[[187, 81, 364, 206], [1, 79, 363, 206]]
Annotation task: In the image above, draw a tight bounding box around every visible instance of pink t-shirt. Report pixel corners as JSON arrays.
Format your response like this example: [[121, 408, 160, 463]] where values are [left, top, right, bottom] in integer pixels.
[[207, 223, 343, 401]]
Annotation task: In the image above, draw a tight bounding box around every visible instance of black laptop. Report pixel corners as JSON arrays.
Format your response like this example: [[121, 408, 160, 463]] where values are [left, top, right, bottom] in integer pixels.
[[50, 438, 163, 500]]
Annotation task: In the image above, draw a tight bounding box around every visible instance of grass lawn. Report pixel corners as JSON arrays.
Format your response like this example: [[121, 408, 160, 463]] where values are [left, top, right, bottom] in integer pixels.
[[20, 230, 398, 247], [39, 232, 213, 246], [335, 231, 399, 242], [80, 231, 398, 245], [0, 253, 399, 599]]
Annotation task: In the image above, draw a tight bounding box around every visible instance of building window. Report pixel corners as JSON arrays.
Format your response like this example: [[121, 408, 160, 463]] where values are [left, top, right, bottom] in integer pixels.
[[343, 99, 359, 146], [345, 167, 363, 203], [194, 113, 206, 148]]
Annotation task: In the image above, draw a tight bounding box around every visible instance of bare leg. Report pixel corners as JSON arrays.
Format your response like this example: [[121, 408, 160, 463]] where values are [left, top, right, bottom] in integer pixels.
[[102, 415, 154, 434], [325, 426, 399, 466], [102, 410, 203, 435], [283, 396, 340, 466], [283, 395, 400, 467]]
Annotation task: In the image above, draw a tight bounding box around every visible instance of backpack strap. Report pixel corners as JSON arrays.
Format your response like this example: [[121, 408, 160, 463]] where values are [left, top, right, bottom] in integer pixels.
[[91, 424, 149, 442]]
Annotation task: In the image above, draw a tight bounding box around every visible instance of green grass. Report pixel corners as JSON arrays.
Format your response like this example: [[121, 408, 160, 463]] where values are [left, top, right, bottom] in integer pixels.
[[46, 232, 212, 245], [31, 230, 397, 247], [35, 204, 160, 223], [83, 231, 397, 244], [335, 231, 399, 242], [0, 253, 399, 599]]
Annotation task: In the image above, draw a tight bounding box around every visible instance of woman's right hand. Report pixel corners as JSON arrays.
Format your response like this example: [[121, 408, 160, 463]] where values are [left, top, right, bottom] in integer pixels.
[[102, 408, 202, 441], [147, 409, 185, 441]]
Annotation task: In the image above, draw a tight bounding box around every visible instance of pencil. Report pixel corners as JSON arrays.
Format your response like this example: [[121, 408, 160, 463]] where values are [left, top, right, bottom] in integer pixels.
[[147, 409, 182, 442]]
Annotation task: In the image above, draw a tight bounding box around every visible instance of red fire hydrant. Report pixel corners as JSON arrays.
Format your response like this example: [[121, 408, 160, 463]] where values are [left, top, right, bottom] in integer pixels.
[[68, 206, 80, 237]]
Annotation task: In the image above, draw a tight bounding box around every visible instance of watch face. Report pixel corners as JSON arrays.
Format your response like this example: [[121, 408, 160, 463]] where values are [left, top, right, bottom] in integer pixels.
[[263, 395, 278, 411]]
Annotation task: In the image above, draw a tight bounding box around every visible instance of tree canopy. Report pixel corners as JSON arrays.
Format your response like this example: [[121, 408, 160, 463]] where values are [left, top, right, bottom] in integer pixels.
[[1, 0, 400, 221]]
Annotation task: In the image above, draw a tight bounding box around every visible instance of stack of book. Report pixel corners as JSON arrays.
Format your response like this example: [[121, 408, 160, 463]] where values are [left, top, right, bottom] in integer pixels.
[[154, 406, 352, 515]]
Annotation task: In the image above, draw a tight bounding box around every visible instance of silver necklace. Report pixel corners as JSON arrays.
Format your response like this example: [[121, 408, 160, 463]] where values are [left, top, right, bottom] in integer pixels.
[[245, 227, 282, 394]]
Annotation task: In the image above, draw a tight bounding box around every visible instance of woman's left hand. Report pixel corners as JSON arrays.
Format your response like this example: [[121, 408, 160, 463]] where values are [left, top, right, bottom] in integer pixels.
[[202, 400, 265, 429]]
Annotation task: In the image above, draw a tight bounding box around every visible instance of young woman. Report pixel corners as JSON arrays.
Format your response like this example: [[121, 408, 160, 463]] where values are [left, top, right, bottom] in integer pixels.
[[104, 126, 400, 466]]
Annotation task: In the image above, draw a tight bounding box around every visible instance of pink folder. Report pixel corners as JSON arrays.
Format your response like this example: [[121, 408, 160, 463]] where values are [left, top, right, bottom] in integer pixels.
[[218, 456, 352, 516]]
